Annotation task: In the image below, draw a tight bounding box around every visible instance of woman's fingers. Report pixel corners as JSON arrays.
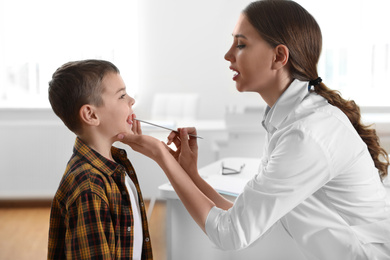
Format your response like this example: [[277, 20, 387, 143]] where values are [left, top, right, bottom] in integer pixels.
[[180, 128, 190, 148], [180, 128, 198, 152], [167, 130, 179, 145], [171, 134, 182, 150], [186, 127, 198, 136], [131, 114, 142, 135], [118, 132, 165, 161]]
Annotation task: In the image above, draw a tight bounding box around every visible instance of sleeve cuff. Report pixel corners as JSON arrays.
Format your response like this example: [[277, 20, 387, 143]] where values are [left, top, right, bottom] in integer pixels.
[[205, 206, 224, 240]]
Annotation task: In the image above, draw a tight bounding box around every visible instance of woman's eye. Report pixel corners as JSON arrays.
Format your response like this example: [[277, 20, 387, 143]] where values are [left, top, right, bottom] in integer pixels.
[[236, 44, 245, 49]]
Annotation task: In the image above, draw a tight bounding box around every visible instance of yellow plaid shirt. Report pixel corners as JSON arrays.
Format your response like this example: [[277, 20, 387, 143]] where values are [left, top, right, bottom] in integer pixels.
[[48, 137, 153, 259]]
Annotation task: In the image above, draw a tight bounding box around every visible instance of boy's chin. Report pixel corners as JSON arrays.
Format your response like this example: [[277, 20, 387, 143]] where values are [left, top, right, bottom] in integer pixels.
[[122, 129, 135, 136]]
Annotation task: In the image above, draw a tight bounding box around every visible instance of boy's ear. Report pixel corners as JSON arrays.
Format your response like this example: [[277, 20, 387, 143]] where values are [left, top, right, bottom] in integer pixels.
[[272, 44, 289, 70], [79, 104, 100, 126]]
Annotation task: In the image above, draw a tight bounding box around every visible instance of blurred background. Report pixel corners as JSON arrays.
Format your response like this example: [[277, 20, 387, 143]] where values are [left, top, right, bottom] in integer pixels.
[[1, 0, 389, 200], [0, 0, 389, 259]]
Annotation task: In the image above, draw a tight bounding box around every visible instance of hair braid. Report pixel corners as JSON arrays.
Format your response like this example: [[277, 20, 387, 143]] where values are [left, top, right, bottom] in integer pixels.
[[314, 83, 389, 180]]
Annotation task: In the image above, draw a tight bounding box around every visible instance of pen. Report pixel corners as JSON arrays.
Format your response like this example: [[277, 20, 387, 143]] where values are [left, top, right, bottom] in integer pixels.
[[134, 118, 203, 139]]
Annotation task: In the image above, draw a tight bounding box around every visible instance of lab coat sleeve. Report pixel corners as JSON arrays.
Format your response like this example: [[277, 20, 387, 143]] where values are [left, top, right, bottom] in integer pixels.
[[205, 126, 334, 250]]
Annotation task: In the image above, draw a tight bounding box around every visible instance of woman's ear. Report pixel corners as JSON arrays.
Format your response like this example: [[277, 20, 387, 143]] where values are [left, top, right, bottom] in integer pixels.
[[272, 44, 289, 70], [79, 104, 100, 126]]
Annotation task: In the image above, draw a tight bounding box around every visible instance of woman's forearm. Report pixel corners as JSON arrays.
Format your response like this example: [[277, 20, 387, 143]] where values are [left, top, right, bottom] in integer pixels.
[[157, 151, 216, 232], [167, 128, 233, 210], [190, 173, 233, 210]]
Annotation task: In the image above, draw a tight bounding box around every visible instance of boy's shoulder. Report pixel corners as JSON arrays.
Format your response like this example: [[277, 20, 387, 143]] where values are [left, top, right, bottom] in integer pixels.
[[55, 152, 111, 207]]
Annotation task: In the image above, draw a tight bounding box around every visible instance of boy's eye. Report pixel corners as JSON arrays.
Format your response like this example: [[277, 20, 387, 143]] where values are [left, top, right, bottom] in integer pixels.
[[120, 94, 126, 99]]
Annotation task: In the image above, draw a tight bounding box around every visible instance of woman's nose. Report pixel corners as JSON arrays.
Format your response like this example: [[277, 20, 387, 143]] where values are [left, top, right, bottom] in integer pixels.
[[224, 46, 234, 62]]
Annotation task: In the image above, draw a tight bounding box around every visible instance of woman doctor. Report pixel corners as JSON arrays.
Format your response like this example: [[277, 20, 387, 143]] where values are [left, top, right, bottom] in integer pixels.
[[122, 0, 390, 259]]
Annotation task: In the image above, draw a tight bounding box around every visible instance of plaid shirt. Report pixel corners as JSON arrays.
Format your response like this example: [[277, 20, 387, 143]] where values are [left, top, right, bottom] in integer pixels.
[[48, 137, 153, 259]]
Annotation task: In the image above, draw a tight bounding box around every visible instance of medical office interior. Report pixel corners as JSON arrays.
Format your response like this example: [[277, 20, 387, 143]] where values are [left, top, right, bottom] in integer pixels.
[[1, 0, 389, 259]]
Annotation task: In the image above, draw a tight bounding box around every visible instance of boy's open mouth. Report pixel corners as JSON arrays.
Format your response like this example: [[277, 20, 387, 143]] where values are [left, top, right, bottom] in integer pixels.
[[127, 115, 133, 125]]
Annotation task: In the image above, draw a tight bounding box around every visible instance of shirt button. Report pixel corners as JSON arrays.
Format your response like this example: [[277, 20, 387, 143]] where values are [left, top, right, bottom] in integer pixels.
[[140, 202, 144, 207], [120, 150, 125, 155], [127, 227, 131, 232], [145, 237, 150, 242], [129, 170, 134, 174], [122, 191, 127, 195]]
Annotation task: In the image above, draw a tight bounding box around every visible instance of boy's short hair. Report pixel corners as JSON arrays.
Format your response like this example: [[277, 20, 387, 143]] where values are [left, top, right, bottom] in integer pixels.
[[48, 59, 119, 134]]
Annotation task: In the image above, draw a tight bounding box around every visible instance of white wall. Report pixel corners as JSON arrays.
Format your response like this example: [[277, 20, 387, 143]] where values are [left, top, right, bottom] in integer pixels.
[[134, 0, 265, 120], [0, 109, 76, 199]]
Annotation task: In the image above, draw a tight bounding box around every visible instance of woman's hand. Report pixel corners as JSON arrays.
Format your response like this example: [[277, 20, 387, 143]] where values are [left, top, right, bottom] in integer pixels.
[[168, 128, 233, 211], [118, 116, 166, 162], [131, 114, 142, 135], [167, 127, 199, 177]]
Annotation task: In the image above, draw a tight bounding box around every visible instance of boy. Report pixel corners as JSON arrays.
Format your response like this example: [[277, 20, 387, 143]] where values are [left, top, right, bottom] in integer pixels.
[[47, 59, 153, 260]]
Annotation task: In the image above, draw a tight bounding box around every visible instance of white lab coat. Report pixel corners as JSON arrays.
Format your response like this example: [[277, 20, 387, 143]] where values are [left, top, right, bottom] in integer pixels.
[[205, 79, 390, 259]]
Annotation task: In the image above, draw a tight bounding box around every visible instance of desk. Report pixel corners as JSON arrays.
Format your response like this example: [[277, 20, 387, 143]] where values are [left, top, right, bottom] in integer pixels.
[[159, 157, 306, 260]]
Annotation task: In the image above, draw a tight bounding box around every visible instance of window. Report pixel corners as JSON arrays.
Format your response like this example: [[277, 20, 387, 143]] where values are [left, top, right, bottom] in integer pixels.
[[0, 0, 139, 108], [297, 0, 390, 106]]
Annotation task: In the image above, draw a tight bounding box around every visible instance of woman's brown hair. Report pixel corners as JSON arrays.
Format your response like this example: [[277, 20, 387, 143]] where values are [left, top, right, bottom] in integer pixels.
[[244, 0, 389, 180]]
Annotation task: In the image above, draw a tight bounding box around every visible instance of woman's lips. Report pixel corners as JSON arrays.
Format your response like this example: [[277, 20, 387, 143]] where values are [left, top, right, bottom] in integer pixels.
[[233, 71, 240, 81], [230, 67, 240, 81]]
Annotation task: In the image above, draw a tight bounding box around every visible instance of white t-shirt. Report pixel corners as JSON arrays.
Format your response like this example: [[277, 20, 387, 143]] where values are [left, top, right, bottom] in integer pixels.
[[124, 174, 143, 260], [205, 79, 390, 259]]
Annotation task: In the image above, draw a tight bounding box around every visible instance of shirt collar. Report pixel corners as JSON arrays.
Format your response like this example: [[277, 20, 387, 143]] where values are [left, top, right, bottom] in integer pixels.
[[73, 137, 127, 176], [262, 79, 310, 134]]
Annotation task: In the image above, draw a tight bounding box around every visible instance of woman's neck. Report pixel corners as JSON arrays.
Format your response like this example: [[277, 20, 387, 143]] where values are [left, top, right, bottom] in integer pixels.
[[260, 74, 293, 108]]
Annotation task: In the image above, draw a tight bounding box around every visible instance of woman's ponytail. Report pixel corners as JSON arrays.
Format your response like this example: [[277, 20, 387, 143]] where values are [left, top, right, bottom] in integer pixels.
[[313, 82, 389, 181]]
